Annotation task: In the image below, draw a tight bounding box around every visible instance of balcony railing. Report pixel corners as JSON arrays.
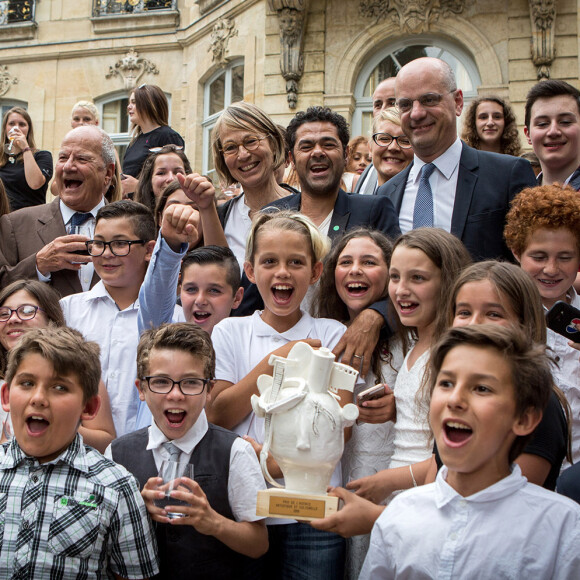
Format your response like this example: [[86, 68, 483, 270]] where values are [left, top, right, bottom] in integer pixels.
[[0, 0, 34, 24], [93, 0, 176, 16]]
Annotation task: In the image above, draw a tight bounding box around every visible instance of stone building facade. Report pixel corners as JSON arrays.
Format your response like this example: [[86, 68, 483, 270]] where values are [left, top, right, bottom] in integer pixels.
[[0, 0, 575, 182]]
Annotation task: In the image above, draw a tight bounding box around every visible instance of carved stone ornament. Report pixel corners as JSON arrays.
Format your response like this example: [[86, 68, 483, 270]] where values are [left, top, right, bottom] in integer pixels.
[[359, 0, 468, 34], [268, 0, 309, 109], [195, 0, 222, 15], [105, 48, 159, 90], [208, 17, 238, 67], [529, 0, 556, 80], [0, 64, 17, 97]]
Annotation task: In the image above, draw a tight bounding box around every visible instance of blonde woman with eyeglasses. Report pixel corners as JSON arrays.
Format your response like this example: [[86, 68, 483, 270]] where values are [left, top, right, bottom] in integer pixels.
[[212, 102, 290, 270]]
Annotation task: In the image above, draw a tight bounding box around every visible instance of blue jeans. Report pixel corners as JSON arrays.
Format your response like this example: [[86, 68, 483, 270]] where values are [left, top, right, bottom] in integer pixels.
[[264, 523, 345, 580]]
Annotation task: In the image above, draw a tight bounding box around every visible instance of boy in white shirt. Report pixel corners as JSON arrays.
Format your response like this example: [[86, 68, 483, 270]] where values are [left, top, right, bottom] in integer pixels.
[[361, 325, 580, 579], [60, 200, 157, 436], [110, 322, 267, 578]]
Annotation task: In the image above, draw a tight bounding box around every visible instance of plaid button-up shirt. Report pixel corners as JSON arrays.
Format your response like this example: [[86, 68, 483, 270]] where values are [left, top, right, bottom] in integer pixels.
[[0, 435, 159, 579]]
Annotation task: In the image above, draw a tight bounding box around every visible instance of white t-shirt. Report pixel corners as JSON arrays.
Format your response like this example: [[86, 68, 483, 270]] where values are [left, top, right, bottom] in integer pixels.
[[212, 310, 346, 444]]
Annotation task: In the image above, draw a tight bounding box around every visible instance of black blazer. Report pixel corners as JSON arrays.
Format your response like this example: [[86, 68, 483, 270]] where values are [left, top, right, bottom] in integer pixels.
[[267, 188, 401, 242], [376, 143, 537, 261]]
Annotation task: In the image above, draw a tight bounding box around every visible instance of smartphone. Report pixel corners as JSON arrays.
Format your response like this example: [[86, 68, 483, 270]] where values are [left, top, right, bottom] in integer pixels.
[[357, 384, 386, 405], [546, 301, 580, 342], [72, 249, 90, 256]]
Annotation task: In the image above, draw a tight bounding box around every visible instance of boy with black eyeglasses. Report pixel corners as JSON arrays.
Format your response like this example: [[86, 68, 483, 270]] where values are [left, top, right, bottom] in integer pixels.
[[60, 200, 157, 436], [110, 322, 268, 579]]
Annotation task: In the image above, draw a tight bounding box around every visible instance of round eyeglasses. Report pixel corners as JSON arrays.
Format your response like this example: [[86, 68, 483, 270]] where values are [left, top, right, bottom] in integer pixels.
[[142, 376, 212, 396], [372, 132, 413, 149], [220, 135, 269, 157], [85, 239, 146, 257], [0, 304, 45, 323]]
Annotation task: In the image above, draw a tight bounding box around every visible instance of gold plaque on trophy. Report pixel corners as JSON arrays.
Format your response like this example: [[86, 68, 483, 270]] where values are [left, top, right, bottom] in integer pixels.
[[256, 489, 339, 521]]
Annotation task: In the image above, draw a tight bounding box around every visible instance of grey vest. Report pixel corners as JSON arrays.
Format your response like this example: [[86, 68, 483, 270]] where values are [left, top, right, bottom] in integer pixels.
[[112, 425, 263, 579]]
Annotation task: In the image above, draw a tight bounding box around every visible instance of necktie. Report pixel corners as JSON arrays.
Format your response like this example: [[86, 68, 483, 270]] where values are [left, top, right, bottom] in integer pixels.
[[162, 441, 181, 462], [69, 212, 92, 229], [413, 163, 436, 229]]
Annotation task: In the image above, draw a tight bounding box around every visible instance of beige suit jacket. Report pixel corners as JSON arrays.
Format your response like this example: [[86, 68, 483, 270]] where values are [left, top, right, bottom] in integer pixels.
[[0, 198, 99, 297]]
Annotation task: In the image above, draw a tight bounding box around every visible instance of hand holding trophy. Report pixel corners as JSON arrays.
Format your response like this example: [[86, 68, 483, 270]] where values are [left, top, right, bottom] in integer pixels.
[[251, 342, 360, 520]]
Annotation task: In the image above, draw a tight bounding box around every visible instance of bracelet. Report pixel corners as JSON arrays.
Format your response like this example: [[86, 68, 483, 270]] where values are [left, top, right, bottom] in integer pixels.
[[21, 147, 32, 153], [409, 464, 418, 487]]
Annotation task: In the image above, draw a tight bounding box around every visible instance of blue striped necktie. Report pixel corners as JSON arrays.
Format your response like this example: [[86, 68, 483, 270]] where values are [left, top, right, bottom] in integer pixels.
[[413, 163, 436, 228], [70, 212, 92, 229]]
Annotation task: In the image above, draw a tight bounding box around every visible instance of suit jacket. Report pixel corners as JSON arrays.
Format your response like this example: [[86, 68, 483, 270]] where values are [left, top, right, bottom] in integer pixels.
[[376, 142, 537, 261], [267, 188, 401, 242], [0, 198, 99, 297]]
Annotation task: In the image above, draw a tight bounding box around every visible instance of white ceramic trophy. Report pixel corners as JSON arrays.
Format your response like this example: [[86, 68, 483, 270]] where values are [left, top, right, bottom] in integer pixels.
[[251, 341, 359, 520]]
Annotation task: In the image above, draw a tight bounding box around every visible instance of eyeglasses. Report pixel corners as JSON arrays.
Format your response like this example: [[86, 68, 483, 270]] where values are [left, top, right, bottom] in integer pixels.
[[149, 145, 184, 154], [142, 376, 212, 396], [396, 90, 456, 114], [220, 135, 269, 157], [372, 132, 412, 149], [86, 239, 146, 257], [0, 304, 45, 323]]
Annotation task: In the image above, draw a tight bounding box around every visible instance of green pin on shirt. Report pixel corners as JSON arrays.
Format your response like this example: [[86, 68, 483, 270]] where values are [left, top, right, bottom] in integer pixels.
[[333, 225, 339, 231]]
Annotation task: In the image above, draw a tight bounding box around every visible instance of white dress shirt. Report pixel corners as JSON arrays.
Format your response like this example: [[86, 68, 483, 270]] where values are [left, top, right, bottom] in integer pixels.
[[361, 465, 580, 579], [399, 138, 462, 234], [546, 288, 580, 467], [60, 281, 141, 436]]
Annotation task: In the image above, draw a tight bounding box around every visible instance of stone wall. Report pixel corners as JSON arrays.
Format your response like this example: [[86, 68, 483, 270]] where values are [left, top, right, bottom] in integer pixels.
[[0, 0, 576, 170]]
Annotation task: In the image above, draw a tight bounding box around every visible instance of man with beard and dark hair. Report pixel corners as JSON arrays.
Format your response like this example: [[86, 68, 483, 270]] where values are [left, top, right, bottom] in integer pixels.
[[270, 106, 400, 241], [267, 105, 401, 377]]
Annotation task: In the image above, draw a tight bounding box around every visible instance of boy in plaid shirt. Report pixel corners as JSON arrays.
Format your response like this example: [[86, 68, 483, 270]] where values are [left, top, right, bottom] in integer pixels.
[[0, 326, 158, 579]]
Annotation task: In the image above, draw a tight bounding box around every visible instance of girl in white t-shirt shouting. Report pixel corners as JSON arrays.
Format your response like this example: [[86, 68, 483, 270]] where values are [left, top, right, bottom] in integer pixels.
[[208, 209, 351, 580]]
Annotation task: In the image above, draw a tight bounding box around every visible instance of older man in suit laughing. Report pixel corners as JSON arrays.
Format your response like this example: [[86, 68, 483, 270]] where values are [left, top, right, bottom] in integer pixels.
[[0, 125, 115, 296]]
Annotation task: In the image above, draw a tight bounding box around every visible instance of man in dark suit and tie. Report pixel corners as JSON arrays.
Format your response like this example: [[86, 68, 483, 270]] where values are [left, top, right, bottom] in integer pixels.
[[377, 57, 537, 261], [0, 125, 115, 296]]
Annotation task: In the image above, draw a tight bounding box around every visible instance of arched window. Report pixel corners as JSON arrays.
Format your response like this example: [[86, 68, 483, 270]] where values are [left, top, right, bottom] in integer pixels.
[[352, 38, 481, 137], [0, 99, 28, 120], [98, 95, 130, 161], [201, 59, 244, 184]]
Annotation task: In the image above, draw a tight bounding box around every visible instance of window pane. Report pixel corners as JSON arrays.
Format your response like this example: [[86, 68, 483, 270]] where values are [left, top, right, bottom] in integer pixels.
[[232, 65, 244, 103], [209, 75, 225, 117], [102, 98, 129, 134], [361, 112, 373, 139], [206, 128, 217, 185], [363, 55, 396, 98]]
